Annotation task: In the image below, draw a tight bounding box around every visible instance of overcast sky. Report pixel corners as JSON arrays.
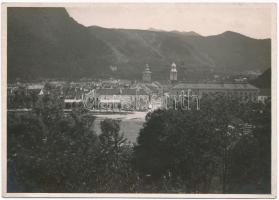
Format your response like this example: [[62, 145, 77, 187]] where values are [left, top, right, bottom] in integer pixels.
[[66, 4, 275, 39]]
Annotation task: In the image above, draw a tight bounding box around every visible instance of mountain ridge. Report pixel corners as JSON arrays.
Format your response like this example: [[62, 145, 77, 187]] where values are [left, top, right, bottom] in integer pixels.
[[7, 7, 271, 82]]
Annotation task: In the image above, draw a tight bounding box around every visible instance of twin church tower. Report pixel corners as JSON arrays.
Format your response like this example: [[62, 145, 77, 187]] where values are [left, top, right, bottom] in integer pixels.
[[142, 62, 177, 83]]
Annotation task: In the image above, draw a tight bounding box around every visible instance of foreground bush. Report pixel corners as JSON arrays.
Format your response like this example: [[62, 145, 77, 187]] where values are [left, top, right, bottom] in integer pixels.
[[7, 94, 271, 193]]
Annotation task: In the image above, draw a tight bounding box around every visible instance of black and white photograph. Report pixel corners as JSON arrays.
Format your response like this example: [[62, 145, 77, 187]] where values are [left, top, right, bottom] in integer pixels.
[[2, 2, 276, 197]]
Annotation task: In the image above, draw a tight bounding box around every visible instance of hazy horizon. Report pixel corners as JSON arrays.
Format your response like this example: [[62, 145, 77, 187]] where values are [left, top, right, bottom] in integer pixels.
[[71, 24, 269, 39], [66, 3, 275, 39]]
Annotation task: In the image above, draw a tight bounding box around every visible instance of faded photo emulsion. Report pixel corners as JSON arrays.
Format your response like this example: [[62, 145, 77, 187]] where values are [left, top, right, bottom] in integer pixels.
[[2, 3, 276, 198]]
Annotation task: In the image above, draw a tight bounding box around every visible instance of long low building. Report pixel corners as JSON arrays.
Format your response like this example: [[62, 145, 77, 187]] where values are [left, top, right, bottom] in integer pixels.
[[84, 88, 150, 111], [170, 83, 259, 101]]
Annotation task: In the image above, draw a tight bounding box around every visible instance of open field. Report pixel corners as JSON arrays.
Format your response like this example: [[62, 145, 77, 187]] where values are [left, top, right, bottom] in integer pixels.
[[91, 111, 148, 144]]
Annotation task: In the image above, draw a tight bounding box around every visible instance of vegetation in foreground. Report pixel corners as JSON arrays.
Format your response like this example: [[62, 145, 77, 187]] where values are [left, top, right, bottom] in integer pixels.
[[7, 94, 271, 193]]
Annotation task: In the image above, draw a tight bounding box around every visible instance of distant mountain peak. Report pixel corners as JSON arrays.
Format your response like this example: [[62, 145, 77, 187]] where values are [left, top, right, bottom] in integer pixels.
[[147, 28, 200, 36], [217, 30, 268, 40], [207, 30, 246, 38], [181, 31, 201, 36], [8, 7, 271, 81], [222, 31, 246, 37], [147, 28, 165, 32]]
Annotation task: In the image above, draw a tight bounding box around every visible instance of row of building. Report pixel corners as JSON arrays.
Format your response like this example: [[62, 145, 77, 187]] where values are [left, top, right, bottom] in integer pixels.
[[141, 62, 267, 103], [7, 62, 269, 111], [77, 83, 264, 112]]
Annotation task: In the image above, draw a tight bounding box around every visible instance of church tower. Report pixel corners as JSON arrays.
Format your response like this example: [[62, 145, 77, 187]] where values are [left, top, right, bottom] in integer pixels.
[[142, 64, 152, 83], [170, 62, 177, 82]]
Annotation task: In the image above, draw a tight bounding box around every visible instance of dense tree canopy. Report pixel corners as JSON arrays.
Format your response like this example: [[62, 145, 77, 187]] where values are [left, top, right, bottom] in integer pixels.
[[7, 94, 271, 193], [133, 96, 271, 193], [8, 94, 137, 192]]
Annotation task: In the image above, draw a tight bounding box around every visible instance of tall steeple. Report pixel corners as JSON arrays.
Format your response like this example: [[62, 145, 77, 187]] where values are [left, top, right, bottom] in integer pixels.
[[142, 64, 152, 83], [170, 62, 177, 82]]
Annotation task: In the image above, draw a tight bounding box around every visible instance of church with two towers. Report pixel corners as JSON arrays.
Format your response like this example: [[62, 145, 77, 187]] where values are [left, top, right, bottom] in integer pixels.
[[142, 62, 177, 83]]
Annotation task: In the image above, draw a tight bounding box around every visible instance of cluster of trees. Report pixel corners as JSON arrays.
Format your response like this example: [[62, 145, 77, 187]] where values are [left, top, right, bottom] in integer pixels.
[[135, 95, 271, 193], [8, 93, 137, 192], [7, 94, 271, 193], [7, 88, 39, 109]]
